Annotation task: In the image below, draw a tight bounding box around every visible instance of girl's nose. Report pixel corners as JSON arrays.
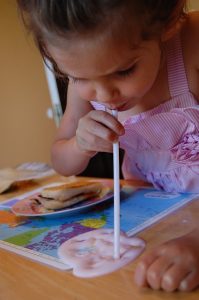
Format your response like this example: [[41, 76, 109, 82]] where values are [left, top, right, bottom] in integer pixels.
[[95, 83, 119, 104]]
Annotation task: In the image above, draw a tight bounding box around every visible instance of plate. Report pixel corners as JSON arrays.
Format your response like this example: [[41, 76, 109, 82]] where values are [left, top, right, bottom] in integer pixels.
[[11, 182, 113, 218]]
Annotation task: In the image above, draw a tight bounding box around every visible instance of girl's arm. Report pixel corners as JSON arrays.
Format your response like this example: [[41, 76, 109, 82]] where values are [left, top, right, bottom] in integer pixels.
[[51, 80, 124, 176], [183, 11, 199, 101], [51, 82, 95, 176]]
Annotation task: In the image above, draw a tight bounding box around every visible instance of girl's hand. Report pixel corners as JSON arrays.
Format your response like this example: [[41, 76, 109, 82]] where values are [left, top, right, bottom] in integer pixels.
[[134, 230, 199, 292], [76, 110, 125, 154]]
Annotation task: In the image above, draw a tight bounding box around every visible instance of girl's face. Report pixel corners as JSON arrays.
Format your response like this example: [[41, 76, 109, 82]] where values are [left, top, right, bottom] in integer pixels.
[[47, 29, 162, 111]]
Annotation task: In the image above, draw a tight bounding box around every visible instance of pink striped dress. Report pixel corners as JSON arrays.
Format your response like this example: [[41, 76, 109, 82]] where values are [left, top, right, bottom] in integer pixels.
[[92, 34, 199, 193]]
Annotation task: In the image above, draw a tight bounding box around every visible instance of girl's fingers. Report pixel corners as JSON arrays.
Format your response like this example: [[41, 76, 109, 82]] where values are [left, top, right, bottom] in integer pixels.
[[145, 256, 174, 290], [135, 234, 199, 292], [85, 118, 119, 142], [77, 129, 113, 152], [88, 110, 124, 136], [136, 252, 199, 292], [179, 269, 199, 292], [134, 251, 159, 287], [160, 264, 190, 292]]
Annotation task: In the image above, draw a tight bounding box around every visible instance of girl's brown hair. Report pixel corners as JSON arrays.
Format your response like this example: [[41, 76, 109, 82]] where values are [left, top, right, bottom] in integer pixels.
[[17, 0, 187, 69]]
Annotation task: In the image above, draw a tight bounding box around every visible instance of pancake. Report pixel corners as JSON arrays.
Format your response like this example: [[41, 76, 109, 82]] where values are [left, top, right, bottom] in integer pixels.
[[40, 181, 102, 202], [33, 181, 104, 211]]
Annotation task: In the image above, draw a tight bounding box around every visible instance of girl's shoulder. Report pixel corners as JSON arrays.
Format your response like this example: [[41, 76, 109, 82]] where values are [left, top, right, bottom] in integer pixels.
[[179, 11, 199, 101], [181, 11, 199, 69]]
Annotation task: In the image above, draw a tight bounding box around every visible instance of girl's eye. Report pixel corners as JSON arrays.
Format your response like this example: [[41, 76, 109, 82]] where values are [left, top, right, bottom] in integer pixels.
[[116, 65, 136, 78], [68, 76, 82, 84]]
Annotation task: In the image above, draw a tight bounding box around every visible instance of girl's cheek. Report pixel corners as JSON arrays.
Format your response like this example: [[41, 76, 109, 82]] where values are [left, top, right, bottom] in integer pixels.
[[76, 85, 96, 101]]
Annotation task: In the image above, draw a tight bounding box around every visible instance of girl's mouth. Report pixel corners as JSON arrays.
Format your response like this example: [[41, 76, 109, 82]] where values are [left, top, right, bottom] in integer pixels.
[[115, 101, 133, 111], [102, 99, 134, 112]]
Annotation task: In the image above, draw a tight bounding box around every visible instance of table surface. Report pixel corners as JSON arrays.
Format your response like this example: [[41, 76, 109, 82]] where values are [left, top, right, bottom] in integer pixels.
[[0, 174, 199, 300]]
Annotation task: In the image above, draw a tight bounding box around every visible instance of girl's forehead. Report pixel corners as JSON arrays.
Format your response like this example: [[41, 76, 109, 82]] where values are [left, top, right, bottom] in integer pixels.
[[47, 32, 142, 78]]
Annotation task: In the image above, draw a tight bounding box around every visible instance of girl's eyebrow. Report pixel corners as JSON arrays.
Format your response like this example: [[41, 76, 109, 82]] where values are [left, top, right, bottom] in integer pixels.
[[67, 73, 85, 81], [57, 67, 82, 80], [57, 69, 83, 81], [60, 56, 139, 80]]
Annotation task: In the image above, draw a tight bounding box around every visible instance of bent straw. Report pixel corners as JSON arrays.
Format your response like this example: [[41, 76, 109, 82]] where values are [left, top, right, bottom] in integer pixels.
[[112, 109, 120, 259]]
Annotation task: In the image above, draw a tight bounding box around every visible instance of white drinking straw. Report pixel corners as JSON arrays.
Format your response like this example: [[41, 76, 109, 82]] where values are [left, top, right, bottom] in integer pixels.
[[43, 59, 63, 127], [112, 110, 120, 259]]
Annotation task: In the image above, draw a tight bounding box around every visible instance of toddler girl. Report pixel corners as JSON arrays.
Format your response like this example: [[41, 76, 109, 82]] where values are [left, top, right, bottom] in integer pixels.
[[17, 0, 199, 292]]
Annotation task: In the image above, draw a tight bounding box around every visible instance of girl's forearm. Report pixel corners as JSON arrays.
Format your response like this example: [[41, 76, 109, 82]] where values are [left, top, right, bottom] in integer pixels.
[[51, 137, 96, 176]]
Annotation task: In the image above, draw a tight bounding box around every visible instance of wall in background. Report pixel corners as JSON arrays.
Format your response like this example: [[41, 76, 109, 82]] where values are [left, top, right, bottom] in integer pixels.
[[0, 0, 56, 168], [189, 0, 199, 9]]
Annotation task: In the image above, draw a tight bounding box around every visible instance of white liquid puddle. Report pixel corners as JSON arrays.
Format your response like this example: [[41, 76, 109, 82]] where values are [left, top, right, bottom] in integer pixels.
[[58, 228, 146, 278]]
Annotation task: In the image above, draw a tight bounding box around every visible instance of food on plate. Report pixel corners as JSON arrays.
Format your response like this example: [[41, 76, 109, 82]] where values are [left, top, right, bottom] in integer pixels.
[[31, 181, 109, 212]]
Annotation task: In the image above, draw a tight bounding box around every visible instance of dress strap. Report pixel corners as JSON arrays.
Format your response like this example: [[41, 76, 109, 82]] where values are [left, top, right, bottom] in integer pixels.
[[166, 33, 189, 97]]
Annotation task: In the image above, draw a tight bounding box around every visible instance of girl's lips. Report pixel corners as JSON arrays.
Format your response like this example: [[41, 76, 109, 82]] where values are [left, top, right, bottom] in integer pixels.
[[102, 100, 134, 112], [117, 104, 128, 111], [116, 102, 133, 111]]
